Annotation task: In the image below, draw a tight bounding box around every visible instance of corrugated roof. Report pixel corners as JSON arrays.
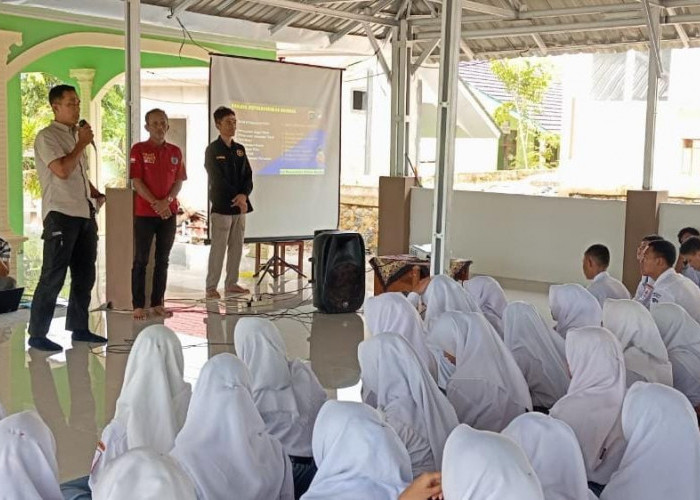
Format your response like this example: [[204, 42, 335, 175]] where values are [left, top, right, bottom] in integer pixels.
[[142, 0, 700, 60]]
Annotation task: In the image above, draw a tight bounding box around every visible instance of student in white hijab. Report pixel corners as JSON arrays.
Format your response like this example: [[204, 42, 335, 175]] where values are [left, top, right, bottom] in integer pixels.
[[442, 424, 544, 500], [89, 324, 191, 489], [423, 275, 481, 330], [171, 353, 294, 500], [602, 299, 673, 387], [363, 292, 438, 382], [549, 284, 602, 338], [0, 411, 62, 500], [503, 413, 597, 500], [549, 326, 627, 488], [503, 301, 570, 410], [233, 318, 326, 498], [301, 400, 412, 500], [93, 447, 196, 500], [358, 333, 458, 478], [600, 382, 700, 500], [429, 311, 532, 431], [463, 275, 508, 338], [651, 302, 700, 411]]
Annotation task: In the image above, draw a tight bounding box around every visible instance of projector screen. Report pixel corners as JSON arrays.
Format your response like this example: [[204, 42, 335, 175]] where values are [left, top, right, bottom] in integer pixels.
[[209, 55, 342, 241]]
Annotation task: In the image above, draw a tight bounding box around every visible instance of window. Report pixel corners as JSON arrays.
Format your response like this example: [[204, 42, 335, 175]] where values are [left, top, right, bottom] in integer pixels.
[[352, 90, 367, 111], [681, 139, 700, 176]]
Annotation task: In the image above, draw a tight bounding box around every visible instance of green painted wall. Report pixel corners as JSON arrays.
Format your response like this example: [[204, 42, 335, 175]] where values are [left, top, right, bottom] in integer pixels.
[[2, 13, 275, 236]]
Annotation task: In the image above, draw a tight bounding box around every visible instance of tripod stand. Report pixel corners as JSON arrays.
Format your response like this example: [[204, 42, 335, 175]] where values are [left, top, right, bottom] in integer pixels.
[[253, 241, 307, 286]]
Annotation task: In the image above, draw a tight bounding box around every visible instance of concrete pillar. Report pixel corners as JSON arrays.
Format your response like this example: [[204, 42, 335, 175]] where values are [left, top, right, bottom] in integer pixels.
[[378, 176, 416, 255]]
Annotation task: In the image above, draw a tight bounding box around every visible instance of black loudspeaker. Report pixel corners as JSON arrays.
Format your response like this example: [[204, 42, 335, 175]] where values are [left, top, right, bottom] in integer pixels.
[[312, 231, 365, 313]]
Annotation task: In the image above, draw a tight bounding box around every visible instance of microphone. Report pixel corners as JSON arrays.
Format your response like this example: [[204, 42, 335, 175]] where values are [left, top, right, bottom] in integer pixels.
[[78, 119, 97, 150]]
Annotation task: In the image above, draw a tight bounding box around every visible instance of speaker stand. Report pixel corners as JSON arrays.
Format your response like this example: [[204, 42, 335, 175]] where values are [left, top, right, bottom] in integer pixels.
[[254, 255, 306, 286]]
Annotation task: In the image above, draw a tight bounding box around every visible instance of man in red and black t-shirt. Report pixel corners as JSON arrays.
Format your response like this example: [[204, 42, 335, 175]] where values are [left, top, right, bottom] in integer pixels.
[[129, 108, 186, 320]]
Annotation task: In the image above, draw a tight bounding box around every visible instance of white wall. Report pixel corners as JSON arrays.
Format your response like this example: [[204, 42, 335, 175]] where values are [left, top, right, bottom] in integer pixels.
[[658, 202, 700, 243], [410, 188, 626, 285]]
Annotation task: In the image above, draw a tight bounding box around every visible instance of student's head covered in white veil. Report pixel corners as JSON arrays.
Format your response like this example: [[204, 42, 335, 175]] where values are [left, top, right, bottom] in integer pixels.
[[463, 275, 508, 336], [442, 424, 544, 500], [363, 292, 438, 381], [423, 275, 481, 329], [503, 301, 570, 409], [601, 382, 700, 500], [115, 324, 191, 453], [93, 447, 196, 500], [603, 299, 673, 386], [503, 413, 595, 500], [549, 284, 602, 338], [233, 317, 326, 457], [171, 353, 292, 500], [358, 332, 458, 470], [0, 411, 62, 500], [549, 326, 627, 485], [301, 400, 412, 500]]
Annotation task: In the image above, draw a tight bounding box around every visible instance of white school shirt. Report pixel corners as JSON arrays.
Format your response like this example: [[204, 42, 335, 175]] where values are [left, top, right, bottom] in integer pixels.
[[651, 267, 700, 323], [634, 276, 655, 308], [681, 263, 700, 287], [588, 271, 631, 306]]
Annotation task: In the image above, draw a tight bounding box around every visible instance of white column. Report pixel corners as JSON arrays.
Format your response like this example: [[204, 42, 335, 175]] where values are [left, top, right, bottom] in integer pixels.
[[390, 20, 411, 177], [69, 68, 98, 186], [125, 0, 141, 174], [642, 5, 661, 191]]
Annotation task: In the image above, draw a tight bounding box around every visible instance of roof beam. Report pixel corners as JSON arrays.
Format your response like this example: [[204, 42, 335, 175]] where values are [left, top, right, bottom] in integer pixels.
[[252, 0, 399, 25], [363, 22, 392, 81], [667, 6, 691, 47], [531, 33, 547, 55], [411, 38, 440, 74], [168, 0, 200, 18], [269, 0, 309, 34], [460, 39, 475, 60], [328, 0, 394, 44], [641, 0, 664, 74], [461, 0, 514, 17]]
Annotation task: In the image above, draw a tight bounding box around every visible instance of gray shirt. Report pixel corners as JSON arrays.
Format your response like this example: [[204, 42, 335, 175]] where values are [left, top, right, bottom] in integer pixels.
[[34, 121, 95, 220]]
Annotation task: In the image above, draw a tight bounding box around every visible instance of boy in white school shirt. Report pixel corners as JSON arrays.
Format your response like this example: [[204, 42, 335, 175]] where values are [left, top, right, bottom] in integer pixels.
[[642, 239, 700, 323], [582, 244, 630, 306], [676, 227, 700, 286], [634, 234, 664, 307]]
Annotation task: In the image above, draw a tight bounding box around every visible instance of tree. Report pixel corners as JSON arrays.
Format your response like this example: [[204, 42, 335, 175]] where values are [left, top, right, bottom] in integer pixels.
[[490, 58, 554, 169], [100, 84, 127, 188]]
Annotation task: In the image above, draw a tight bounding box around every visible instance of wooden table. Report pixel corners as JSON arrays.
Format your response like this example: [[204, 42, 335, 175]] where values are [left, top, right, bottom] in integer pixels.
[[370, 254, 472, 295], [254, 240, 305, 278]]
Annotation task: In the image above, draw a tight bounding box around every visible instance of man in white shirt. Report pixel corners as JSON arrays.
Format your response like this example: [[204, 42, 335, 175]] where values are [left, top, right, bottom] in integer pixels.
[[642, 239, 700, 323], [634, 234, 664, 307], [676, 227, 700, 287], [582, 244, 630, 306]]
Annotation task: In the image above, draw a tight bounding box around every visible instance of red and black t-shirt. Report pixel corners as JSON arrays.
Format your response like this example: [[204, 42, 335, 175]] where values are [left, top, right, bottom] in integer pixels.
[[129, 140, 186, 217]]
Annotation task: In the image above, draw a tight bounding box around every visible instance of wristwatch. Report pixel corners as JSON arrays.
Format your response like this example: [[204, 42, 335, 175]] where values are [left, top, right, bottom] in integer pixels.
[[167, 196, 174, 203]]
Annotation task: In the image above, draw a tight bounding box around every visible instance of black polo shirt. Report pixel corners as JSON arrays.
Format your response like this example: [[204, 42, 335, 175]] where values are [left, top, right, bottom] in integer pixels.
[[204, 137, 254, 215]]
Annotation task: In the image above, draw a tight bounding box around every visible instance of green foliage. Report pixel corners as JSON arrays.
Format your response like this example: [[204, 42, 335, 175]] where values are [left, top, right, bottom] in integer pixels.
[[101, 84, 127, 188]]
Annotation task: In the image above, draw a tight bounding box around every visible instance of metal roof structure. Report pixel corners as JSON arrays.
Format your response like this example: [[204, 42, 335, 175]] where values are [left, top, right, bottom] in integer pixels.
[[141, 0, 700, 60]]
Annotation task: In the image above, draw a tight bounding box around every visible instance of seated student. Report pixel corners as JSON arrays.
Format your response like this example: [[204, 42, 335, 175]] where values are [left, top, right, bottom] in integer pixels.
[[422, 275, 481, 331], [463, 275, 508, 338], [600, 382, 700, 500], [234, 318, 326, 499], [675, 227, 700, 286], [651, 303, 700, 416], [549, 327, 627, 490], [89, 325, 192, 489], [301, 400, 413, 500], [93, 448, 196, 500], [441, 424, 545, 500], [582, 244, 630, 306], [549, 284, 602, 339], [503, 301, 570, 411], [503, 413, 596, 500], [358, 333, 459, 478], [171, 353, 294, 500], [0, 236, 17, 290], [429, 311, 532, 431], [602, 299, 673, 387], [642, 239, 700, 323], [634, 234, 664, 307], [679, 234, 700, 282]]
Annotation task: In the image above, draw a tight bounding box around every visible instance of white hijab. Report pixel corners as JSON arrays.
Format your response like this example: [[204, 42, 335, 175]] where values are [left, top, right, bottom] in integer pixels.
[[358, 333, 458, 469], [363, 292, 438, 381], [93, 447, 196, 500], [0, 411, 62, 500], [651, 302, 700, 405], [171, 353, 292, 500], [114, 325, 191, 453], [549, 327, 627, 485], [603, 299, 673, 387], [442, 424, 544, 500], [503, 301, 570, 409], [429, 311, 532, 430], [464, 275, 508, 337], [423, 275, 481, 330], [549, 284, 602, 338], [601, 382, 700, 500], [234, 317, 326, 457], [503, 413, 596, 500], [301, 401, 412, 500]]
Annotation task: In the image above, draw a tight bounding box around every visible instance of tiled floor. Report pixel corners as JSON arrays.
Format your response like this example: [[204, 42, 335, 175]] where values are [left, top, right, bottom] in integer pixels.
[[0, 240, 553, 481]]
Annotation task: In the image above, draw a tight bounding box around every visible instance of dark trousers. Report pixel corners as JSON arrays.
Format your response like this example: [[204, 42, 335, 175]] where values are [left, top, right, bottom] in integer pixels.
[[29, 211, 97, 338], [131, 215, 176, 309]]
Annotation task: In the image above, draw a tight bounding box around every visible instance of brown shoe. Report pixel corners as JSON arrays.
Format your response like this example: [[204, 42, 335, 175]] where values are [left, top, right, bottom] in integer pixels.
[[206, 289, 221, 299]]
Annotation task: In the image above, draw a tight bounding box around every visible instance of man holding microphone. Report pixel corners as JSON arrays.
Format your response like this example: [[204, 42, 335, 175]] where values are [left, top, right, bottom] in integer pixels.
[[28, 84, 107, 352]]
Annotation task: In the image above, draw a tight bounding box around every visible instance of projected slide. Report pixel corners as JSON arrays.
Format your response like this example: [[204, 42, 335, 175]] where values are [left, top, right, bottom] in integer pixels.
[[209, 55, 342, 241], [232, 101, 327, 176]]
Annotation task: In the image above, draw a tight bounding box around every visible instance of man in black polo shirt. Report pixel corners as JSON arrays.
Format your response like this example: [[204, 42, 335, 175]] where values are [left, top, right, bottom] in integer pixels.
[[205, 106, 253, 298]]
